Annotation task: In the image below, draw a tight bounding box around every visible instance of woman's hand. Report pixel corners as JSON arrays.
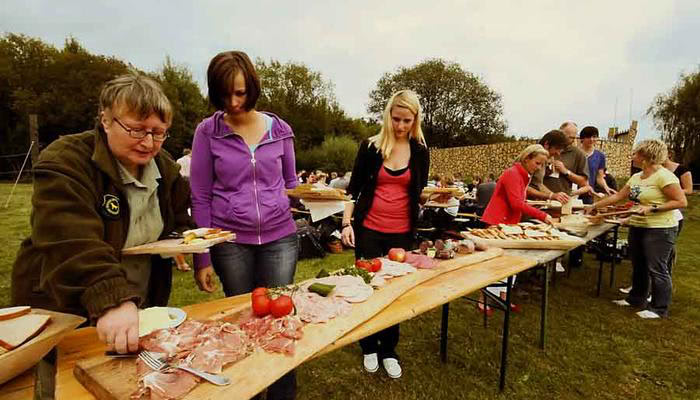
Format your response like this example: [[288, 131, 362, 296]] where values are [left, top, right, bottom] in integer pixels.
[[635, 205, 653, 216], [584, 205, 595, 215], [195, 266, 217, 293], [544, 214, 554, 225], [96, 300, 139, 354], [174, 254, 190, 271], [341, 225, 355, 247]]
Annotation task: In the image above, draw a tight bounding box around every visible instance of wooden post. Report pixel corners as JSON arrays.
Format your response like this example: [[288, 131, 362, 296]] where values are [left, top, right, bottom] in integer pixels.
[[29, 114, 39, 167]]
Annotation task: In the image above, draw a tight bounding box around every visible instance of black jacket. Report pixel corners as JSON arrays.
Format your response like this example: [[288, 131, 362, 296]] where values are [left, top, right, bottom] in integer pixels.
[[346, 138, 430, 233]]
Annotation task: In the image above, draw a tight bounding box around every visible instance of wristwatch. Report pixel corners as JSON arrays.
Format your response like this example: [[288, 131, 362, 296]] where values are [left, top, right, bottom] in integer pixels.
[[563, 170, 571, 177], [651, 204, 659, 213]]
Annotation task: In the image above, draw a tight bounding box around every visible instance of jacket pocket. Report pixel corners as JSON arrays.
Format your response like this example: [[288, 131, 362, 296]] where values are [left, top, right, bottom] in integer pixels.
[[259, 188, 288, 225]]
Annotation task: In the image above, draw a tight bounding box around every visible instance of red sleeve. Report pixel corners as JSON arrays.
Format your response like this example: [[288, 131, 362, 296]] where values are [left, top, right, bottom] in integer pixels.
[[502, 170, 549, 222]]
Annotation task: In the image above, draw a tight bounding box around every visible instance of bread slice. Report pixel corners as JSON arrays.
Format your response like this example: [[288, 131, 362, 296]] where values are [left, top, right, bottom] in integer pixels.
[[0, 314, 52, 351], [0, 306, 31, 321]]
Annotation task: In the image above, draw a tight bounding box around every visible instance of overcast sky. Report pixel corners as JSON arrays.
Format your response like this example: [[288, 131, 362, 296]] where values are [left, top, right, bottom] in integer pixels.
[[3, 0, 699, 142]]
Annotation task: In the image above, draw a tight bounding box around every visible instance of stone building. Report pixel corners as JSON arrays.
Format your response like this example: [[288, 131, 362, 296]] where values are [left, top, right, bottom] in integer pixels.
[[429, 121, 638, 181]]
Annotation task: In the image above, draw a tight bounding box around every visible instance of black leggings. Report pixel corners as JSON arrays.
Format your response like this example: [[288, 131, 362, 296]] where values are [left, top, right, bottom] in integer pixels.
[[355, 227, 413, 360]]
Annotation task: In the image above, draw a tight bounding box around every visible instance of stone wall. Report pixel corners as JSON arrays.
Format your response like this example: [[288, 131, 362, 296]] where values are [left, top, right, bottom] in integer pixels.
[[429, 121, 638, 181]]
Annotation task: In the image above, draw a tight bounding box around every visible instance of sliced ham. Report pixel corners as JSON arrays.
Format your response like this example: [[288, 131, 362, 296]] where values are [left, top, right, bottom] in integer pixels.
[[292, 292, 351, 323], [404, 253, 439, 269], [375, 258, 417, 276], [305, 275, 374, 303]]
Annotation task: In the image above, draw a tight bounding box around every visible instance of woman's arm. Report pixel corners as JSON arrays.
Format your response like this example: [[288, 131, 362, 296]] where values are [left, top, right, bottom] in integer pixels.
[[586, 185, 630, 212], [680, 171, 693, 195], [189, 125, 214, 269], [281, 137, 298, 189]]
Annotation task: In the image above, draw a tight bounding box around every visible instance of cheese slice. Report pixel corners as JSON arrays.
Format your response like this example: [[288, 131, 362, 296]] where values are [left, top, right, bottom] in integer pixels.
[[139, 307, 172, 336]]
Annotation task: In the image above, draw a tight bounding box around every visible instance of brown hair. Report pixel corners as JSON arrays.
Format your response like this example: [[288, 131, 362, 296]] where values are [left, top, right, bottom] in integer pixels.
[[207, 51, 260, 112], [99, 73, 172, 124], [539, 129, 568, 150]]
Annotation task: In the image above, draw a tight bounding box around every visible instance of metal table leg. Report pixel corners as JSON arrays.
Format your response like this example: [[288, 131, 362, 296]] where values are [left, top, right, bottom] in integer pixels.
[[540, 263, 550, 350], [499, 275, 514, 392], [596, 255, 604, 297], [440, 303, 449, 363], [610, 225, 619, 288], [483, 291, 489, 328]]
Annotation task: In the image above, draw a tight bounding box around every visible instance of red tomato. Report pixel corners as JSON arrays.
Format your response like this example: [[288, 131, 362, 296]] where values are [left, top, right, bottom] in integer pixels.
[[355, 258, 372, 271], [388, 248, 406, 262], [252, 294, 271, 317], [369, 258, 382, 272], [252, 287, 268, 298], [270, 295, 294, 318]]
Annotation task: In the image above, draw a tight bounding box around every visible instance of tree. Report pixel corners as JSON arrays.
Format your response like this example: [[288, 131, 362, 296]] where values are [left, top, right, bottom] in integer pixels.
[[647, 66, 700, 167], [154, 57, 210, 157], [368, 59, 509, 148]]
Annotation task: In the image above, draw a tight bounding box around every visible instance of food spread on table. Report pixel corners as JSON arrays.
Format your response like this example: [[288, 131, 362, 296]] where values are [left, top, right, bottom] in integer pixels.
[[286, 184, 351, 201], [121, 228, 235, 255], [467, 223, 569, 241]]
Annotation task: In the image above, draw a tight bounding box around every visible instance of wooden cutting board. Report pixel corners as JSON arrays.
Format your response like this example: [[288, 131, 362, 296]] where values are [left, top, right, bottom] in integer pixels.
[[0, 309, 85, 385], [462, 233, 584, 250], [74, 247, 503, 400], [121, 234, 235, 255]]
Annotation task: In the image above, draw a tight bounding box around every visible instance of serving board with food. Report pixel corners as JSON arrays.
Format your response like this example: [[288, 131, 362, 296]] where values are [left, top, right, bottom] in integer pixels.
[[421, 187, 465, 196], [0, 307, 85, 385], [121, 228, 235, 255], [526, 199, 585, 210], [74, 246, 504, 400], [462, 222, 585, 250], [286, 184, 351, 201]]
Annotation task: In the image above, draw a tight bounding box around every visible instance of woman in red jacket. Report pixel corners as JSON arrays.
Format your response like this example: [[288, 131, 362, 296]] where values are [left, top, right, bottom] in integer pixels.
[[482, 144, 553, 225], [478, 144, 553, 315]]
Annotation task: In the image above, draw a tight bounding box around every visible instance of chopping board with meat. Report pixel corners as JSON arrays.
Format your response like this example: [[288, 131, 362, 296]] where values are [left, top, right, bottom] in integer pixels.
[[462, 222, 585, 250], [74, 247, 503, 400]]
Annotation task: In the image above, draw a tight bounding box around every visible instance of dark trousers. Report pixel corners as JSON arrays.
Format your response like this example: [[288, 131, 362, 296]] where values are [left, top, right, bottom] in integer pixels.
[[355, 227, 413, 360], [210, 232, 298, 400], [627, 226, 677, 317], [668, 219, 683, 276]]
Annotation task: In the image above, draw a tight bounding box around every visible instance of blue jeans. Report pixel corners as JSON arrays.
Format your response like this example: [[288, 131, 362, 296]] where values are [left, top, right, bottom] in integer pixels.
[[210, 232, 298, 400], [211, 232, 298, 296], [627, 227, 677, 317]]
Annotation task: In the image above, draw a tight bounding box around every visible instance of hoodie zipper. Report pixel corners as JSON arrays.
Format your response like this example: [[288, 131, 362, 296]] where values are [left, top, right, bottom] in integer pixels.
[[251, 154, 262, 245]]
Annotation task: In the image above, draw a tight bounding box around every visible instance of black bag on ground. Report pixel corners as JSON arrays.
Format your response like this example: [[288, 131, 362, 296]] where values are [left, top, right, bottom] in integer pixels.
[[296, 219, 326, 259]]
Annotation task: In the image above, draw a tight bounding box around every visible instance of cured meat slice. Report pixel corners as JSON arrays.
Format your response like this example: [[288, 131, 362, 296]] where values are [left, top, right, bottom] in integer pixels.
[[375, 258, 417, 276], [404, 253, 439, 269], [292, 292, 351, 323], [137, 369, 200, 400], [304, 275, 374, 303]]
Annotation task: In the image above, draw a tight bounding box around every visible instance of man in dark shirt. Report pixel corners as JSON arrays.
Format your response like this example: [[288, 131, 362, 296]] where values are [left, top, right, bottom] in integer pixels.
[[475, 173, 497, 215]]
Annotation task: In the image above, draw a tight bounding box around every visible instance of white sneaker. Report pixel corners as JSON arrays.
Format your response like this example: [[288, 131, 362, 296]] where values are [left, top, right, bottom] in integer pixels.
[[637, 310, 661, 319], [619, 286, 632, 294], [363, 353, 378, 373], [555, 262, 565, 273], [612, 299, 631, 306], [647, 295, 652, 303], [382, 358, 402, 379]]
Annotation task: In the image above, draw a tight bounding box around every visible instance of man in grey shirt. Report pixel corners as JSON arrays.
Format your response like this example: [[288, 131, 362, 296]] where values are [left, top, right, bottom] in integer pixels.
[[330, 171, 351, 191], [475, 173, 497, 215]]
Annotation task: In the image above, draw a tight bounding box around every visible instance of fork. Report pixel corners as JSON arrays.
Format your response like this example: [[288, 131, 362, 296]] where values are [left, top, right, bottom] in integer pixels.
[[138, 350, 231, 386]]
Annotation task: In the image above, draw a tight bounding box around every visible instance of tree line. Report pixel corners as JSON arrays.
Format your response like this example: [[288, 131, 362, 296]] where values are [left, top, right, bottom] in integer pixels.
[[0, 34, 516, 174]]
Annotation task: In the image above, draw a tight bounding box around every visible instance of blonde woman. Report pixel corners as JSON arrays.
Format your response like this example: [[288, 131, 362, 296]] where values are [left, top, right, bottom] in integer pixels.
[[589, 139, 687, 318], [340, 90, 430, 379]]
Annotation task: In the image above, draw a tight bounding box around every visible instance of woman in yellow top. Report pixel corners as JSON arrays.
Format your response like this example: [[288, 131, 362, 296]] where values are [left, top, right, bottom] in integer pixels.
[[588, 139, 687, 318]]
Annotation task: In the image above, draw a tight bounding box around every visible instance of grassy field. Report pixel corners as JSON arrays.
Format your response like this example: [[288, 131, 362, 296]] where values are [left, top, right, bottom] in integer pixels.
[[1, 183, 699, 399]]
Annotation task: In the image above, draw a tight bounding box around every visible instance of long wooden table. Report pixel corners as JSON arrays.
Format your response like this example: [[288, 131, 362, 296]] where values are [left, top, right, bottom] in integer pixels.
[[1, 254, 537, 399]]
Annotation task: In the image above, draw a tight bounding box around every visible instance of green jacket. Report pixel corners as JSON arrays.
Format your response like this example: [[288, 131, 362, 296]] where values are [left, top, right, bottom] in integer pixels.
[[11, 128, 193, 320]]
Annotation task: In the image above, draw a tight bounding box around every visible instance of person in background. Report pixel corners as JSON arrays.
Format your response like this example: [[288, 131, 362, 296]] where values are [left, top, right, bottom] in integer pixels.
[[176, 148, 192, 178], [341, 90, 430, 379], [527, 129, 571, 204], [600, 168, 618, 193], [662, 156, 692, 275], [12, 73, 193, 354], [479, 144, 554, 314], [475, 173, 497, 216], [579, 126, 616, 204], [591, 139, 686, 318], [331, 171, 351, 190], [297, 170, 307, 183], [328, 171, 337, 185], [190, 50, 298, 399]]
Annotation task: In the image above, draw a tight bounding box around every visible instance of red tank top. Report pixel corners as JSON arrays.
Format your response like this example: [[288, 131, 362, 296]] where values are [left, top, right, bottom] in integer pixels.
[[363, 165, 411, 233]]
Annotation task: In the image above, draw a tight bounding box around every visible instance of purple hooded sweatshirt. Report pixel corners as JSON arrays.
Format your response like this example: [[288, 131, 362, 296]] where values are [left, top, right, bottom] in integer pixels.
[[190, 111, 298, 269]]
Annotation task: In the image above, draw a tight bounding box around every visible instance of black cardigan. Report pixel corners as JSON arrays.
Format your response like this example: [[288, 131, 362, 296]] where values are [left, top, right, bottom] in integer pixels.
[[346, 138, 430, 234]]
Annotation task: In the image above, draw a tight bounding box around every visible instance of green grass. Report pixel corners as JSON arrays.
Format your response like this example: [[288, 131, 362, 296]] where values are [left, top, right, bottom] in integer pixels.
[[2, 183, 699, 399]]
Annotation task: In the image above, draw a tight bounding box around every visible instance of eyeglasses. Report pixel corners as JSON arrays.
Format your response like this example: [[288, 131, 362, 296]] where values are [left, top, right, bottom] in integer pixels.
[[112, 117, 168, 142]]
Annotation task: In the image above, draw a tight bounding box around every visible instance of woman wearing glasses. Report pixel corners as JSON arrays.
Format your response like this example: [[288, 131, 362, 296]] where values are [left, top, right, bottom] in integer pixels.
[[189, 51, 298, 399], [12, 73, 193, 354]]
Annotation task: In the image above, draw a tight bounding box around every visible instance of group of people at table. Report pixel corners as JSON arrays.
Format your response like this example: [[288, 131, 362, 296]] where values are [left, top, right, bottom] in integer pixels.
[[8, 49, 691, 399]]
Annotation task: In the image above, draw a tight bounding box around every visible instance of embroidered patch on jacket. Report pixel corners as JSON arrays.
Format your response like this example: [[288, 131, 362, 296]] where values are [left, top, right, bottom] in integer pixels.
[[101, 194, 120, 219]]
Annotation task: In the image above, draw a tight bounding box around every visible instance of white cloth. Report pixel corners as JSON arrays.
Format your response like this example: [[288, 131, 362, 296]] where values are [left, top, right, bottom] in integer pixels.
[[176, 154, 191, 178]]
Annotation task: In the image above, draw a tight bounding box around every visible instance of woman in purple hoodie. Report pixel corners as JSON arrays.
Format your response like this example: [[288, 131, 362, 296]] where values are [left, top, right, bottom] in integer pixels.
[[190, 51, 298, 399]]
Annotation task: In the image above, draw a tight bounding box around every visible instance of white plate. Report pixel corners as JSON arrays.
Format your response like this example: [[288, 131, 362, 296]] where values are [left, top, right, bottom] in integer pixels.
[[166, 307, 187, 329]]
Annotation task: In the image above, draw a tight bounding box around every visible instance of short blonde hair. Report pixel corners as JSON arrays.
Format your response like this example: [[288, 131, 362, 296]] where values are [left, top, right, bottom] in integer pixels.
[[369, 90, 426, 159], [517, 144, 549, 164], [99, 73, 173, 125], [633, 139, 668, 166]]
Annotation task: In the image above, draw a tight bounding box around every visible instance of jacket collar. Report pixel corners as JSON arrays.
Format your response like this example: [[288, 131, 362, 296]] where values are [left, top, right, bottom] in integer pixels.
[[211, 111, 294, 142], [514, 162, 532, 181]]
